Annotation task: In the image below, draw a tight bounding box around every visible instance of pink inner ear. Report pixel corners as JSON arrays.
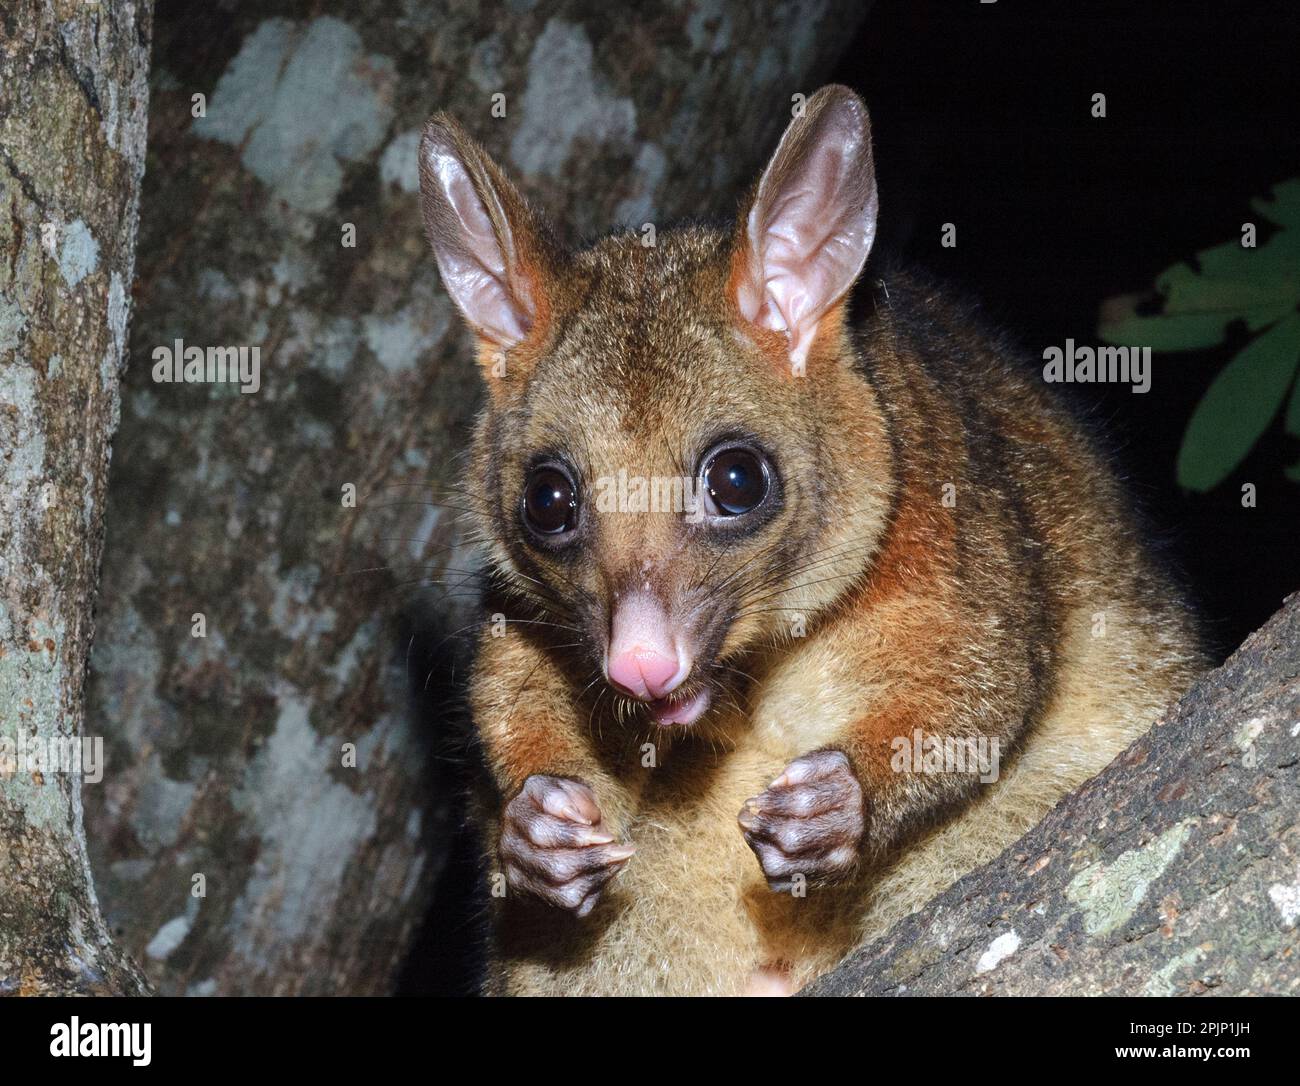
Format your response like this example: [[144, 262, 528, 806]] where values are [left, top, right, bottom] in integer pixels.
[[742, 106, 878, 368], [425, 145, 532, 347]]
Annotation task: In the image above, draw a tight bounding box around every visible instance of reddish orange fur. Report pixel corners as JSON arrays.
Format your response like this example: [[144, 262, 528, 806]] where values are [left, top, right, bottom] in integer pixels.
[[419, 93, 1207, 995]]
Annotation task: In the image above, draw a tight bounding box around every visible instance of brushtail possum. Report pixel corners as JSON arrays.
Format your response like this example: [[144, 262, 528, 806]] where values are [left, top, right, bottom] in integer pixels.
[[417, 86, 1205, 996]]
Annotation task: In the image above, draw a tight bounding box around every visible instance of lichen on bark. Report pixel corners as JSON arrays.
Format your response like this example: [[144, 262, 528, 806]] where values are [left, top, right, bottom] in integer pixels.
[[0, 0, 153, 996], [803, 593, 1300, 997]]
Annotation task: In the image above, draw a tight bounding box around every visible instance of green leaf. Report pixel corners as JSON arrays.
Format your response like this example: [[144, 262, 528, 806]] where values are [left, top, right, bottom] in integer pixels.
[[1158, 247, 1300, 316], [1285, 368, 1300, 437], [1176, 313, 1300, 491], [1194, 231, 1300, 282], [1095, 178, 1300, 488], [1099, 180, 1300, 353], [1251, 179, 1300, 228], [1244, 303, 1297, 333], [1099, 311, 1233, 350]]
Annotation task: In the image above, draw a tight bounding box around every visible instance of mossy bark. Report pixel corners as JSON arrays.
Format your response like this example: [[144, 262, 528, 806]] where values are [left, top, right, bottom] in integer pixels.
[[83, 0, 873, 995], [0, 0, 153, 996], [804, 593, 1300, 997]]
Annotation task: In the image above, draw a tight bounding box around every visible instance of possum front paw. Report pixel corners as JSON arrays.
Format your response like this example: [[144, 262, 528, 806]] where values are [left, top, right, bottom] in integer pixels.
[[500, 775, 635, 916], [739, 750, 865, 892]]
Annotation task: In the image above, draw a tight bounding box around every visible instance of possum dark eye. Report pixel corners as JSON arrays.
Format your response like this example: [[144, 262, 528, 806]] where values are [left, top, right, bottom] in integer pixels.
[[701, 446, 770, 517], [523, 466, 578, 536]]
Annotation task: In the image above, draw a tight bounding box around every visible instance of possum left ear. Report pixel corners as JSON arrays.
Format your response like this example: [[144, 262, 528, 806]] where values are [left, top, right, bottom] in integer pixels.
[[418, 115, 554, 367], [732, 86, 878, 372]]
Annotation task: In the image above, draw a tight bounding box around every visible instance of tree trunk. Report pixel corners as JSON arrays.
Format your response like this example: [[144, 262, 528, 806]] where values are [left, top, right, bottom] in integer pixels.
[[0, 0, 153, 996], [803, 592, 1300, 997], [83, 0, 874, 996]]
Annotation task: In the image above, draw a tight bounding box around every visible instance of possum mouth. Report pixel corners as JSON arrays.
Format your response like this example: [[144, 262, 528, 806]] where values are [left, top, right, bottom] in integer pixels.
[[601, 602, 736, 728], [647, 684, 713, 727], [639, 606, 743, 727]]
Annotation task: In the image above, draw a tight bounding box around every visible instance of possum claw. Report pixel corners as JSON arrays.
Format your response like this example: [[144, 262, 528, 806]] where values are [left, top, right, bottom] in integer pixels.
[[501, 775, 633, 914], [740, 749, 864, 891]]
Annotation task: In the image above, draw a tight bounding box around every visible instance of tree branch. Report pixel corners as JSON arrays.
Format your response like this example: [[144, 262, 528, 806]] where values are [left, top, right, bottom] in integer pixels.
[[803, 593, 1300, 996], [0, 0, 154, 996]]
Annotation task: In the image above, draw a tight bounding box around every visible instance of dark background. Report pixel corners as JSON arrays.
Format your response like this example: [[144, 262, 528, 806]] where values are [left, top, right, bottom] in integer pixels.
[[840, 0, 1299, 655], [401, 0, 1300, 993]]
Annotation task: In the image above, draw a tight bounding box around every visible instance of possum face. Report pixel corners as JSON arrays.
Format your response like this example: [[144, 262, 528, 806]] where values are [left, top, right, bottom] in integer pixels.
[[420, 88, 891, 727]]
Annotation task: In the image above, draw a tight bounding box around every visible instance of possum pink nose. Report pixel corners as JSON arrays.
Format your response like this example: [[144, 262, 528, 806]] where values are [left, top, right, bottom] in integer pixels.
[[606, 594, 690, 700], [607, 646, 683, 700]]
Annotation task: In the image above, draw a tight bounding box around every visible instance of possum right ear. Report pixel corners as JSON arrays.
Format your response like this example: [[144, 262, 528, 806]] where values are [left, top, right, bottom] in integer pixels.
[[732, 86, 878, 373], [419, 116, 552, 364]]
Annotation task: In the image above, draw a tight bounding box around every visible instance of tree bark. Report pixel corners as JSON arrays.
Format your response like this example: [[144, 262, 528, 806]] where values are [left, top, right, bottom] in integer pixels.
[[83, 0, 874, 995], [803, 593, 1300, 997], [0, 0, 153, 996]]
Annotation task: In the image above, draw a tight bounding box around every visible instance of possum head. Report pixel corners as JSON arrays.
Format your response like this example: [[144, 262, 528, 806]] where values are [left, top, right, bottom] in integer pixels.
[[420, 86, 893, 727]]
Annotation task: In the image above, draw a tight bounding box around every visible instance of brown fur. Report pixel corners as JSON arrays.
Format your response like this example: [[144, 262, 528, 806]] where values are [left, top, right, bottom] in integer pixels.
[[421, 96, 1207, 996]]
